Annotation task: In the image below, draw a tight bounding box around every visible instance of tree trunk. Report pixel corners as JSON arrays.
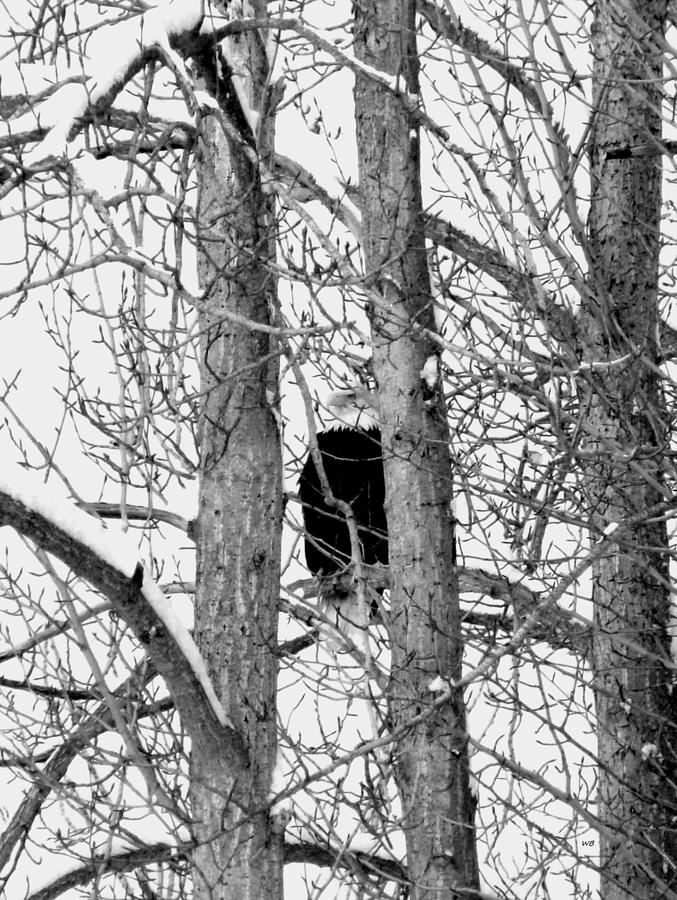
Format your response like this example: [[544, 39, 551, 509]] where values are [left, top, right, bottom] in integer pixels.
[[353, 3, 479, 896], [191, 14, 284, 898], [584, 2, 677, 896]]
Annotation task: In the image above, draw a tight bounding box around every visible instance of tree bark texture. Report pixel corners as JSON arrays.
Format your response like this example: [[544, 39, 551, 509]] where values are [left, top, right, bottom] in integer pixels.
[[191, 12, 284, 899], [583, 2, 677, 896], [353, 2, 480, 896]]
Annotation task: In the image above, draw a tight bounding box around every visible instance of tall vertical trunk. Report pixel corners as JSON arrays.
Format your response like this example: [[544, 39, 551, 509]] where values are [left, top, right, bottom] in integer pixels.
[[191, 12, 284, 898], [584, 2, 677, 896], [353, 3, 479, 896]]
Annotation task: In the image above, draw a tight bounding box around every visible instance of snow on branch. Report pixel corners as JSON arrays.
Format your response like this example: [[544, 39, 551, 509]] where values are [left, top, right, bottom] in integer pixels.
[[28, 838, 409, 900], [0, 467, 139, 575], [273, 153, 362, 239], [0, 467, 240, 754], [6, 0, 204, 165], [27, 841, 192, 900]]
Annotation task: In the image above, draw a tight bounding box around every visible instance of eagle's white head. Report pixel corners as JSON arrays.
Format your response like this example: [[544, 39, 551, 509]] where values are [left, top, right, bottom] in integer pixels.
[[325, 386, 379, 431]]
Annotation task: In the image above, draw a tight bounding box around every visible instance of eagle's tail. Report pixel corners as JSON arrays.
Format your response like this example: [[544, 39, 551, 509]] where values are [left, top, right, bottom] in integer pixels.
[[318, 590, 369, 653]]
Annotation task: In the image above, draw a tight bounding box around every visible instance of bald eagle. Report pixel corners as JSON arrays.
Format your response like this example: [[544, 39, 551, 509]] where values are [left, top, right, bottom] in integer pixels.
[[299, 388, 388, 578]]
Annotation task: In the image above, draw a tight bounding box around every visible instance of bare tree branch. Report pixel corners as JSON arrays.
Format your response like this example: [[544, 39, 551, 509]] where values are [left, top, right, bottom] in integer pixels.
[[418, 0, 583, 112], [0, 488, 247, 769], [0, 663, 160, 878]]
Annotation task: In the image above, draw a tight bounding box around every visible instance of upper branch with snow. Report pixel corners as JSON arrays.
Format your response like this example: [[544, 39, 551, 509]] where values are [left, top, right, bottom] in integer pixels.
[[3, 1, 205, 166]]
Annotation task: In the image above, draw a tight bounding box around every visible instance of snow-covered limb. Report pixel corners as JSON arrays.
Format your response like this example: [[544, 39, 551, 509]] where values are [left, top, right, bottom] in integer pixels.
[[146, 0, 205, 37], [141, 578, 228, 727], [30, 835, 408, 900], [0, 466, 139, 576], [10, 0, 204, 165], [272, 153, 362, 239], [27, 841, 192, 900], [0, 467, 235, 739]]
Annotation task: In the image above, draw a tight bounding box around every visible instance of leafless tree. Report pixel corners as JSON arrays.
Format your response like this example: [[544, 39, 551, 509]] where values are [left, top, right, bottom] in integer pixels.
[[0, 1, 676, 899]]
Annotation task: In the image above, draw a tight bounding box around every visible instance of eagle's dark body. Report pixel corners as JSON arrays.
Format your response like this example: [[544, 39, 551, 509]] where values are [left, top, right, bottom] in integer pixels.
[[299, 390, 388, 577], [300, 426, 387, 575]]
